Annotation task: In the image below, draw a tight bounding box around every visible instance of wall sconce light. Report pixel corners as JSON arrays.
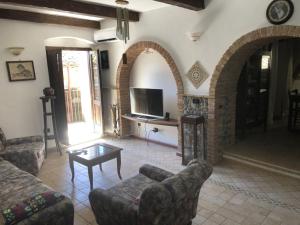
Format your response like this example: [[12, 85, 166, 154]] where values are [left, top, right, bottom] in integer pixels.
[[8, 47, 25, 56], [186, 32, 202, 42], [143, 48, 154, 54]]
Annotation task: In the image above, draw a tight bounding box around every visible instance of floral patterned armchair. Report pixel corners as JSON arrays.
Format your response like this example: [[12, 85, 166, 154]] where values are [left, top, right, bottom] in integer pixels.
[[0, 128, 45, 175], [89, 159, 213, 225]]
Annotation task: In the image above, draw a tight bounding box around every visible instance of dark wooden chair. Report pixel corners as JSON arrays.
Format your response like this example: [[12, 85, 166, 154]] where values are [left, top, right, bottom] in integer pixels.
[[288, 89, 300, 131]]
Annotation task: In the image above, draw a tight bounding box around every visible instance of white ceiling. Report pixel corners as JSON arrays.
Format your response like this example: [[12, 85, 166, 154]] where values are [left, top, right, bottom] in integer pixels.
[[79, 0, 169, 12]]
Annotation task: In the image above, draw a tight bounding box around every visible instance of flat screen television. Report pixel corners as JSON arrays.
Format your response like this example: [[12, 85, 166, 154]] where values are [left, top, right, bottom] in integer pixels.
[[130, 88, 163, 118]]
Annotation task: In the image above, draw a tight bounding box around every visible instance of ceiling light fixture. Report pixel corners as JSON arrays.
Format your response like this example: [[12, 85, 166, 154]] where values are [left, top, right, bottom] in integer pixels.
[[116, 0, 130, 44], [144, 48, 154, 54]]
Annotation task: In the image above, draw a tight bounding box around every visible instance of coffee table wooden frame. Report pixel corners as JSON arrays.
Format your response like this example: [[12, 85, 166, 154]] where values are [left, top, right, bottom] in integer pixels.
[[68, 143, 122, 190]]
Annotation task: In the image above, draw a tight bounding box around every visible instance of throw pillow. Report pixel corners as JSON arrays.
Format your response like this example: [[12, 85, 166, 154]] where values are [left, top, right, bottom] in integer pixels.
[[1, 191, 65, 225]]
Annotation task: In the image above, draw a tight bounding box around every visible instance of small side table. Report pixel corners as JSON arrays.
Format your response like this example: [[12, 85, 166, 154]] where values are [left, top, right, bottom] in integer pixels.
[[181, 115, 206, 165], [67, 143, 122, 190]]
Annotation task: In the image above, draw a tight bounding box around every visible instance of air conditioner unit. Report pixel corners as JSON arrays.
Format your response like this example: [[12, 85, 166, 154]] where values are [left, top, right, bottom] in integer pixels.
[[94, 27, 120, 43]]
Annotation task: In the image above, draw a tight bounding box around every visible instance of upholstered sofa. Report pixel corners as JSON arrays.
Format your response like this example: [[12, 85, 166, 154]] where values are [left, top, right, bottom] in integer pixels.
[[0, 128, 45, 175], [0, 158, 74, 225], [89, 159, 213, 225]]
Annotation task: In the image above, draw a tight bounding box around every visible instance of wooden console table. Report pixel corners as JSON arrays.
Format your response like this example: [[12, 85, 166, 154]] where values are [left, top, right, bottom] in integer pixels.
[[122, 115, 178, 127]]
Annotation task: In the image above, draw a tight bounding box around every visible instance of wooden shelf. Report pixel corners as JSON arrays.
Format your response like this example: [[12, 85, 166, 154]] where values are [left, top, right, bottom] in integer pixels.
[[122, 115, 179, 127]]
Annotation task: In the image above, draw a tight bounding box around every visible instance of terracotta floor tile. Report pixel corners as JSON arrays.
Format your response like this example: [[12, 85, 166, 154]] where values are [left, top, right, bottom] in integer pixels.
[[38, 138, 300, 225]]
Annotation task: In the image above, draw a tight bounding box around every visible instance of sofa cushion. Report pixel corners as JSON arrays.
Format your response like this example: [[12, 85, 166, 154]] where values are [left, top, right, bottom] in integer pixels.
[[108, 174, 157, 205], [1, 141, 45, 176], [0, 159, 50, 210], [5, 142, 44, 154], [2, 191, 65, 225], [0, 159, 74, 225], [89, 174, 158, 225], [0, 128, 7, 146], [6, 136, 44, 146]]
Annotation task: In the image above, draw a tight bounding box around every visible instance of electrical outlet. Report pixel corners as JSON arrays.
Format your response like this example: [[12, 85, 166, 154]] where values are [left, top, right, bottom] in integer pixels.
[[152, 128, 159, 133]]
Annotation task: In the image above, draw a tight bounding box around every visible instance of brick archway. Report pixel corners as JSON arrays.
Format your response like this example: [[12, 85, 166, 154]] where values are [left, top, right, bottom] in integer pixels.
[[116, 41, 184, 144], [208, 25, 300, 164]]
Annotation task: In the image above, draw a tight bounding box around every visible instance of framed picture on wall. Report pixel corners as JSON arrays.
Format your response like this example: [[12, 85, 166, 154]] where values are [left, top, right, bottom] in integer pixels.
[[100, 50, 109, 69], [6, 61, 36, 82]]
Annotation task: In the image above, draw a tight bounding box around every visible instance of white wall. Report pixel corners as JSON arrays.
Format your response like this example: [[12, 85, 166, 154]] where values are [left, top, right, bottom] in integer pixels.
[[129, 51, 178, 145], [130, 51, 178, 118], [100, 0, 300, 95], [97, 42, 123, 134], [0, 19, 94, 139], [98, 0, 300, 145]]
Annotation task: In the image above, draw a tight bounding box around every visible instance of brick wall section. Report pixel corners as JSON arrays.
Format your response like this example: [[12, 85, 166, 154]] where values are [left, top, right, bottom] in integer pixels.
[[115, 27, 300, 165], [116, 41, 184, 148], [208, 25, 300, 164]]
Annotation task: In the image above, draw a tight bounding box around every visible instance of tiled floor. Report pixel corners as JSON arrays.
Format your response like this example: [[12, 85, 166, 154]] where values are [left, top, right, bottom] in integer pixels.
[[224, 129, 300, 172], [38, 137, 300, 225]]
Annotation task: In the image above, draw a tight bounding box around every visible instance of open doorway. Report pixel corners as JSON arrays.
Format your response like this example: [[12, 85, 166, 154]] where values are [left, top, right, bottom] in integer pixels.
[[225, 38, 300, 173], [46, 47, 103, 146]]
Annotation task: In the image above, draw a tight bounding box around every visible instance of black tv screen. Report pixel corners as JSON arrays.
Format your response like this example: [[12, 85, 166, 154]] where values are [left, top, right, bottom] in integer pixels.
[[130, 88, 163, 118]]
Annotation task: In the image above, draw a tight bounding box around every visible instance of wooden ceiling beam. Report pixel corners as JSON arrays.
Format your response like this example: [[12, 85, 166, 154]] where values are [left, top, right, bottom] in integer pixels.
[[0, 0, 140, 21], [154, 0, 205, 11], [0, 8, 101, 29]]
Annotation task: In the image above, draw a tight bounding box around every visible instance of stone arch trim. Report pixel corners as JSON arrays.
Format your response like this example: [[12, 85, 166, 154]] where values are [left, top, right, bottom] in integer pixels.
[[207, 25, 300, 163], [116, 41, 184, 139], [210, 25, 300, 97]]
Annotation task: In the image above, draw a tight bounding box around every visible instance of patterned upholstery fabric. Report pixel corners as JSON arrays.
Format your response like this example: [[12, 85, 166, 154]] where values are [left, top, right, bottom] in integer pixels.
[[0, 129, 45, 175], [90, 174, 156, 225], [6, 136, 44, 146], [0, 140, 5, 152], [89, 159, 213, 225], [0, 159, 74, 225], [0, 128, 7, 146], [139, 164, 174, 182], [2, 191, 65, 225], [3, 142, 45, 176]]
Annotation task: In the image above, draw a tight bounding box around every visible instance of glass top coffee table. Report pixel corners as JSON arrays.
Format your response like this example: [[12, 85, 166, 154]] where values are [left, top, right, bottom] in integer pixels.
[[67, 143, 122, 190]]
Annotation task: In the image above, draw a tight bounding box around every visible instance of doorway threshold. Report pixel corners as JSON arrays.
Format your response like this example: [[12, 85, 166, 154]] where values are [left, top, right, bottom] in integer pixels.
[[223, 152, 300, 180]]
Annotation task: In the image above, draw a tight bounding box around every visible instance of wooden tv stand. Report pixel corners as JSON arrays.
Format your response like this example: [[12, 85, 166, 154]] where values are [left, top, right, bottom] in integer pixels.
[[122, 115, 179, 127]]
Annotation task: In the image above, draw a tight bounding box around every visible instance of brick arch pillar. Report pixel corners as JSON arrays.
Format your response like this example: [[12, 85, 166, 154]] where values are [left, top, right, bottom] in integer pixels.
[[116, 41, 184, 146], [207, 25, 300, 164]]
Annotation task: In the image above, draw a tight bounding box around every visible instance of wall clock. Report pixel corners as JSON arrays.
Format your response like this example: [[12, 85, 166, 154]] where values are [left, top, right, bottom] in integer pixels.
[[266, 0, 294, 25]]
